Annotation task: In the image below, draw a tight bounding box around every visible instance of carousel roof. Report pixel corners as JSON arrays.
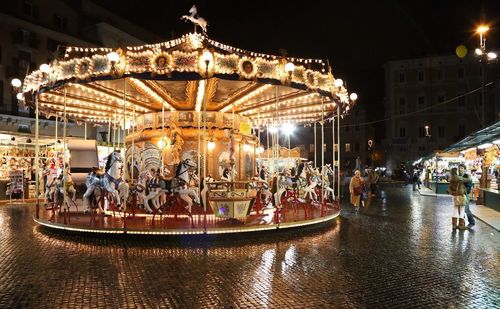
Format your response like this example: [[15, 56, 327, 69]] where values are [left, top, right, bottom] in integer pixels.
[[19, 32, 356, 126]]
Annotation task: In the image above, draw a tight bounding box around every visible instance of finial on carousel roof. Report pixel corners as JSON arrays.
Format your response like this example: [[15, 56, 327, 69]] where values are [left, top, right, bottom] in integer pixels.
[[181, 5, 208, 34]]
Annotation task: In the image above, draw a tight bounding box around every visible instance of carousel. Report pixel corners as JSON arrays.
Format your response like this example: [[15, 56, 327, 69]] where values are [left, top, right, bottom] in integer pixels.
[[15, 8, 356, 235]]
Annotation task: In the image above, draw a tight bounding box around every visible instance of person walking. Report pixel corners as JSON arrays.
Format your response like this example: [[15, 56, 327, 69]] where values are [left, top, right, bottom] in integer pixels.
[[448, 167, 467, 230], [349, 170, 365, 211], [458, 164, 475, 228]]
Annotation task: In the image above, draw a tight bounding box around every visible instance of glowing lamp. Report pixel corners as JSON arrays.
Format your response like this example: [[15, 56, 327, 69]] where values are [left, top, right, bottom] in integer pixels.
[[201, 50, 214, 66], [207, 140, 216, 151], [285, 62, 295, 74], [476, 25, 490, 34], [16, 93, 23, 101], [334, 78, 343, 88], [39, 64, 50, 73], [243, 144, 251, 152], [475, 48, 483, 56], [487, 52, 497, 60], [107, 52, 120, 63], [268, 126, 278, 133], [349, 93, 358, 101], [281, 123, 296, 134], [478, 143, 492, 149], [11, 78, 22, 88]]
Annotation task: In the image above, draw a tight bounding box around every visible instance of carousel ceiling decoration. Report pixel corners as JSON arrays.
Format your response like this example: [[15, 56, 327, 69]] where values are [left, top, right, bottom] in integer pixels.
[[16, 7, 357, 126]]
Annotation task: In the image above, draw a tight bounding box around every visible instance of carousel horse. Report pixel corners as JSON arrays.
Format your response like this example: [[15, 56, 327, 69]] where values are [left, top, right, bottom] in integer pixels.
[[145, 158, 200, 214], [276, 168, 295, 207], [136, 170, 152, 210], [62, 168, 76, 202], [321, 164, 336, 201], [181, 5, 208, 33], [303, 168, 321, 201], [143, 168, 164, 213], [200, 175, 214, 209], [83, 151, 129, 212]]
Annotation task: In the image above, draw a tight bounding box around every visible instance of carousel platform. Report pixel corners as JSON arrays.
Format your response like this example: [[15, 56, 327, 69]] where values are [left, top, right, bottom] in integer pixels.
[[33, 199, 340, 236]]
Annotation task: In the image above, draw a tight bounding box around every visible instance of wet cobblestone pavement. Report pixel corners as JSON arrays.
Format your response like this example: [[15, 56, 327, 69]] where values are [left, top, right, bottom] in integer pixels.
[[0, 185, 499, 308]]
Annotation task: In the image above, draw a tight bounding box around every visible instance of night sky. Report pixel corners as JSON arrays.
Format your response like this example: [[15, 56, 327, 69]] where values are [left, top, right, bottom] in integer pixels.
[[100, 0, 500, 137]]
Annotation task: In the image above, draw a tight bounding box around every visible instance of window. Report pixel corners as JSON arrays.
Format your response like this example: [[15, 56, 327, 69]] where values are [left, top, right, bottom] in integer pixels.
[[418, 127, 426, 138], [355, 125, 359, 132], [22, 1, 33, 17], [399, 127, 406, 137], [399, 147, 406, 152], [399, 72, 405, 83], [399, 97, 406, 114], [458, 93, 465, 107], [418, 146, 426, 151], [345, 143, 351, 152], [418, 96, 425, 107], [437, 70, 442, 81], [438, 95, 445, 103], [345, 126, 349, 132], [438, 126, 444, 138], [458, 68, 465, 79], [355, 142, 359, 152], [53, 15, 67, 30], [418, 71, 424, 82]]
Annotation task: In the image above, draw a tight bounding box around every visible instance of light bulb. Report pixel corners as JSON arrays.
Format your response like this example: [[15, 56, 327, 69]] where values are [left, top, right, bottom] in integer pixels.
[[285, 62, 295, 73], [334, 79, 343, 88], [487, 52, 497, 60], [107, 52, 120, 63], [208, 140, 216, 151], [40, 64, 50, 73], [349, 93, 358, 101], [16, 93, 23, 100], [11, 78, 22, 88]]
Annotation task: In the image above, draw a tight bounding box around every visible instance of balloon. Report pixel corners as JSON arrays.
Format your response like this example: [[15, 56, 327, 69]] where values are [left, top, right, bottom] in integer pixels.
[[456, 45, 467, 58]]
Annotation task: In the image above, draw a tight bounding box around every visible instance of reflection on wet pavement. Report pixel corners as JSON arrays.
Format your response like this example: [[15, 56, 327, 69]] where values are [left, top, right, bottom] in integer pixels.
[[0, 186, 498, 308]]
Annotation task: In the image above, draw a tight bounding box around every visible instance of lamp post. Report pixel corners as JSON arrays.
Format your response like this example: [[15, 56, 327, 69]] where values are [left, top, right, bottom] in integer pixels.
[[474, 23, 497, 204], [474, 24, 497, 127]]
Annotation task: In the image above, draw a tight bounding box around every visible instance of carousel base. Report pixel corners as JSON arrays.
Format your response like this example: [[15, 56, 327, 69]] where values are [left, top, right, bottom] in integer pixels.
[[34, 200, 340, 236]]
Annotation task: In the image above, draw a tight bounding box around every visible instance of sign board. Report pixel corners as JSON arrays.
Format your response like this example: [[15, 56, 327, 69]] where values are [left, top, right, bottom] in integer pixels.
[[9, 170, 24, 195]]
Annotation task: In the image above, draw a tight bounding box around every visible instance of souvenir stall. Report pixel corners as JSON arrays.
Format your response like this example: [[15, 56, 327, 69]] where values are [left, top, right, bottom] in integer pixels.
[[419, 152, 462, 194], [16, 9, 357, 235], [443, 120, 500, 211]]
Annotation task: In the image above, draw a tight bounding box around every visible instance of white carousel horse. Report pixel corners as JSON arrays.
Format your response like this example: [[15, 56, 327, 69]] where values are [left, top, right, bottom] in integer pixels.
[[303, 169, 320, 201], [181, 5, 208, 33], [83, 151, 129, 211], [321, 164, 336, 201], [144, 169, 164, 213], [145, 159, 201, 214], [276, 170, 295, 207]]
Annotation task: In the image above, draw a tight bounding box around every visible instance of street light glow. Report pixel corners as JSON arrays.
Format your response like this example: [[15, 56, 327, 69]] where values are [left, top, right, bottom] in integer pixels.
[[476, 25, 490, 34], [39, 64, 50, 73], [11, 78, 22, 88], [487, 52, 497, 60], [475, 48, 483, 56], [349, 93, 358, 101]]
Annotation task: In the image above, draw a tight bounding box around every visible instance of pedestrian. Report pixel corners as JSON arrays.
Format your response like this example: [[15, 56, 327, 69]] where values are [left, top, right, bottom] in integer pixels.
[[448, 167, 467, 230], [349, 170, 365, 211], [367, 167, 379, 198], [458, 164, 475, 228]]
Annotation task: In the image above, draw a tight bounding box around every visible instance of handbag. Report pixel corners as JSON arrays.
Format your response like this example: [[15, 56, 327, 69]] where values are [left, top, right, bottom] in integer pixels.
[[353, 186, 362, 196]]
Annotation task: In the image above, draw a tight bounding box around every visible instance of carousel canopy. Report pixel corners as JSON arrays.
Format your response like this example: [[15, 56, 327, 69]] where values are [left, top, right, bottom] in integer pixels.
[[19, 32, 356, 126]]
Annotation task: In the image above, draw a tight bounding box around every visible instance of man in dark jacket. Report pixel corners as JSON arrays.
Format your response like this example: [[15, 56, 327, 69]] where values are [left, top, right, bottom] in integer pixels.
[[458, 164, 475, 227]]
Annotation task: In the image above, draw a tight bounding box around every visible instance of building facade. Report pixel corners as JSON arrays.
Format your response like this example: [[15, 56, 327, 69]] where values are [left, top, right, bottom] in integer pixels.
[[382, 54, 500, 174], [0, 0, 159, 116]]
